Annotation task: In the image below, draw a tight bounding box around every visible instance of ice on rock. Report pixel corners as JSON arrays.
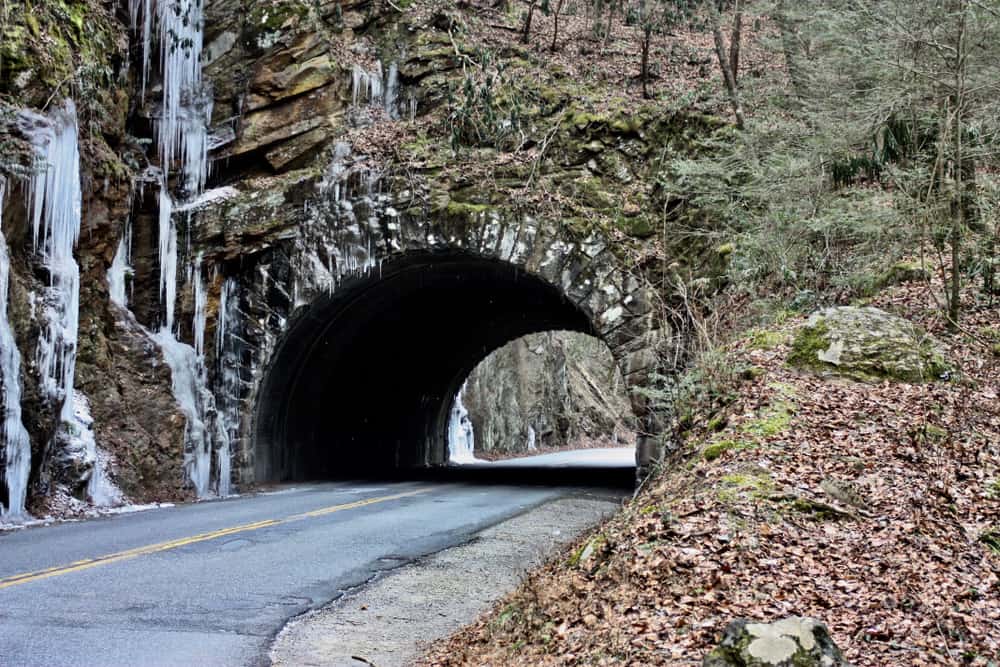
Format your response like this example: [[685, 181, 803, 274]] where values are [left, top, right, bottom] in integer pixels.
[[20, 101, 83, 427], [0, 180, 32, 519], [152, 329, 213, 497], [158, 181, 178, 332], [108, 217, 133, 308], [448, 383, 477, 464], [72, 391, 124, 507], [214, 278, 241, 497], [352, 62, 384, 107]]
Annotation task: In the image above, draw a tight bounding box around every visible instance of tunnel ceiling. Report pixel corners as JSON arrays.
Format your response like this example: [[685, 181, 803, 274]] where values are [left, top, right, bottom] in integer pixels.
[[254, 251, 596, 481]]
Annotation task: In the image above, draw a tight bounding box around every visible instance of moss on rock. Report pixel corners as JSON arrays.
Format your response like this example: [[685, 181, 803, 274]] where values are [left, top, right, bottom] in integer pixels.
[[788, 306, 949, 383]]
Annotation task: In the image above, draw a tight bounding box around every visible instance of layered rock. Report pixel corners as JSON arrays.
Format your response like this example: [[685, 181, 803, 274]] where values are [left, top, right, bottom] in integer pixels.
[[463, 332, 634, 457], [0, 0, 730, 512]]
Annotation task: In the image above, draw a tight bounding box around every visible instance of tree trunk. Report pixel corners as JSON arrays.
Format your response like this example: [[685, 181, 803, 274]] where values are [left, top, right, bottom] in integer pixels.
[[776, 0, 806, 101], [730, 0, 743, 85], [522, 0, 538, 44], [605, 0, 615, 44], [641, 28, 651, 99], [550, 0, 565, 51], [708, 3, 746, 129]]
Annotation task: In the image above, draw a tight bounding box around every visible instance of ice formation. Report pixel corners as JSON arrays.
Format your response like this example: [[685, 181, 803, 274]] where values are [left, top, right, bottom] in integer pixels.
[[447, 383, 476, 464], [152, 329, 213, 497], [73, 391, 122, 507], [352, 62, 384, 106], [157, 181, 178, 332], [108, 217, 132, 308], [0, 180, 32, 518], [214, 278, 241, 497], [21, 101, 83, 424]]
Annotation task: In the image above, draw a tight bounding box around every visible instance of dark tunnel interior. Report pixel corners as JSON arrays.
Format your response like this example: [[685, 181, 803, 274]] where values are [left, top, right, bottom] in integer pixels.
[[253, 251, 598, 481]]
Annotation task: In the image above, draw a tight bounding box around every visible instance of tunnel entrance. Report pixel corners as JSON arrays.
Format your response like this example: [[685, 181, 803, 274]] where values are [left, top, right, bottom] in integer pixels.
[[253, 251, 601, 481]]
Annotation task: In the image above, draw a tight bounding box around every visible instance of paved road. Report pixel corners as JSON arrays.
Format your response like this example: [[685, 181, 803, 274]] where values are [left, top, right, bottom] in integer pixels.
[[0, 463, 628, 667], [466, 446, 635, 468]]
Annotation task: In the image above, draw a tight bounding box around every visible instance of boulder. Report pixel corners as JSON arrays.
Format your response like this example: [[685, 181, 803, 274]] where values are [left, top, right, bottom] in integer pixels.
[[703, 617, 851, 667], [788, 306, 949, 382]]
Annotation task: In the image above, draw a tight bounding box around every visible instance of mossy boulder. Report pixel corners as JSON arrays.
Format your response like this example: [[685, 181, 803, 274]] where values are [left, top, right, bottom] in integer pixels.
[[874, 260, 931, 291], [788, 307, 949, 383], [703, 617, 851, 667]]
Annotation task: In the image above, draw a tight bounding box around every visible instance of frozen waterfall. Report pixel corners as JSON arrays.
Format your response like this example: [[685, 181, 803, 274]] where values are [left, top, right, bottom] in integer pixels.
[[0, 180, 32, 518], [21, 101, 83, 424], [447, 384, 477, 464]]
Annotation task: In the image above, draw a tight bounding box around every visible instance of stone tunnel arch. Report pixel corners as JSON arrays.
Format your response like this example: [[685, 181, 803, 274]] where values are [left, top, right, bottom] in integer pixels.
[[251, 249, 660, 482]]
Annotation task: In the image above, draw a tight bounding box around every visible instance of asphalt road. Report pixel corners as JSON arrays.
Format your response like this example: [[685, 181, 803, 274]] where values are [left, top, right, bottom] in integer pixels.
[[0, 458, 629, 667]]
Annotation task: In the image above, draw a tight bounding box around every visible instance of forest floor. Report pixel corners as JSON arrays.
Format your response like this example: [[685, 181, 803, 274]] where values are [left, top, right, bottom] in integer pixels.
[[421, 277, 1000, 666]]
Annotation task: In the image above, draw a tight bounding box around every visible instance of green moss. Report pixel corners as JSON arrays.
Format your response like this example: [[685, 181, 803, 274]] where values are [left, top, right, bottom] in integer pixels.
[[874, 260, 931, 292], [978, 530, 1000, 555], [703, 439, 752, 462], [738, 365, 765, 381], [568, 534, 606, 567], [748, 329, 785, 351], [707, 414, 727, 432], [718, 471, 774, 502], [787, 319, 831, 371], [741, 402, 793, 438], [444, 201, 490, 217]]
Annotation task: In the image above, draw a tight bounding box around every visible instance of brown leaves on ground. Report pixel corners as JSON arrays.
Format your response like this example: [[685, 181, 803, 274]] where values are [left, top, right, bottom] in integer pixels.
[[420, 281, 1000, 666]]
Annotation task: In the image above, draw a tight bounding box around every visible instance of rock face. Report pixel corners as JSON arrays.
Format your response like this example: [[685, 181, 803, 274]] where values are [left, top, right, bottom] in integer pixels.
[[703, 617, 851, 667], [0, 0, 729, 511], [788, 306, 949, 382], [462, 332, 633, 457]]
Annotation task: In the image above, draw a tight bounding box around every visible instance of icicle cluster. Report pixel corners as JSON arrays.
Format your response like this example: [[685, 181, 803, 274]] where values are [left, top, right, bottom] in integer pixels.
[[20, 101, 83, 424], [129, 0, 211, 194], [352, 63, 384, 107], [351, 61, 401, 119], [0, 179, 32, 518], [448, 383, 476, 464]]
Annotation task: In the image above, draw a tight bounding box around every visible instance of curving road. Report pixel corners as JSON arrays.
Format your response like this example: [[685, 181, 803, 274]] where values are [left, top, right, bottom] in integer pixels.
[[0, 451, 631, 667]]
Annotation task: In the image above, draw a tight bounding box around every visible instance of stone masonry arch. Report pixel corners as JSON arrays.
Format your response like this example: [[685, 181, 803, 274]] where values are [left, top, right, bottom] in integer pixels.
[[184, 153, 673, 486]]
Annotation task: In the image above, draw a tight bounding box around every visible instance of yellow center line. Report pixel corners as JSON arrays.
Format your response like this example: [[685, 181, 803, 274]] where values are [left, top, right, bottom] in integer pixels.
[[0, 486, 435, 591]]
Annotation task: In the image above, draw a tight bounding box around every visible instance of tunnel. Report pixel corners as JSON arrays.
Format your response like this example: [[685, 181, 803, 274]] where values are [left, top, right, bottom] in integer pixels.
[[253, 251, 601, 481]]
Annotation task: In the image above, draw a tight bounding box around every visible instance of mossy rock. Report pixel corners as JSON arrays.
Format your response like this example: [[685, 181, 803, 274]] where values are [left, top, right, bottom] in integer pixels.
[[788, 306, 949, 383], [703, 617, 851, 666], [874, 260, 931, 291]]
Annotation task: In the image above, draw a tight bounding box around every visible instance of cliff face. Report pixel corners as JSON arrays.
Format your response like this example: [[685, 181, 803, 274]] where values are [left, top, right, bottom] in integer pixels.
[[463, 332, 633, 458], [0, 0, 727, 517]]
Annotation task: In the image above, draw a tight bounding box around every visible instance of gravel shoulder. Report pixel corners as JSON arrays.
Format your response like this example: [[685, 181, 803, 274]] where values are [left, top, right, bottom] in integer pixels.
[[268, 495, 621, 667]]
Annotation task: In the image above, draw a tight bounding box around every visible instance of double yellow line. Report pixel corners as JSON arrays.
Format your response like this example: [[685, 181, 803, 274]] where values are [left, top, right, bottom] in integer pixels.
[[0, 486, 433, 591]]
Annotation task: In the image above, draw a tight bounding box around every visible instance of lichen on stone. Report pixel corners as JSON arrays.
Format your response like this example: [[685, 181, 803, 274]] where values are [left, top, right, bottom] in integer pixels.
[[787, 306, 949, 383]]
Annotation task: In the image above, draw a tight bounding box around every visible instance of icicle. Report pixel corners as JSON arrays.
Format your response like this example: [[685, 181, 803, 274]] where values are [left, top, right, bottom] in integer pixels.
[[214, 277, 240, 497], [20, 100, 83, 424], [108, 218, 132, 308], [191, 253, 206, 357], [447, 382, 476, 463], [156, 0, 208, 192], [351, 63, 384, 107], [158, 180, 177, 332], [129, 0, 155, 98], [384, 62, 399, 119], [0, 179, 32, 519]]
